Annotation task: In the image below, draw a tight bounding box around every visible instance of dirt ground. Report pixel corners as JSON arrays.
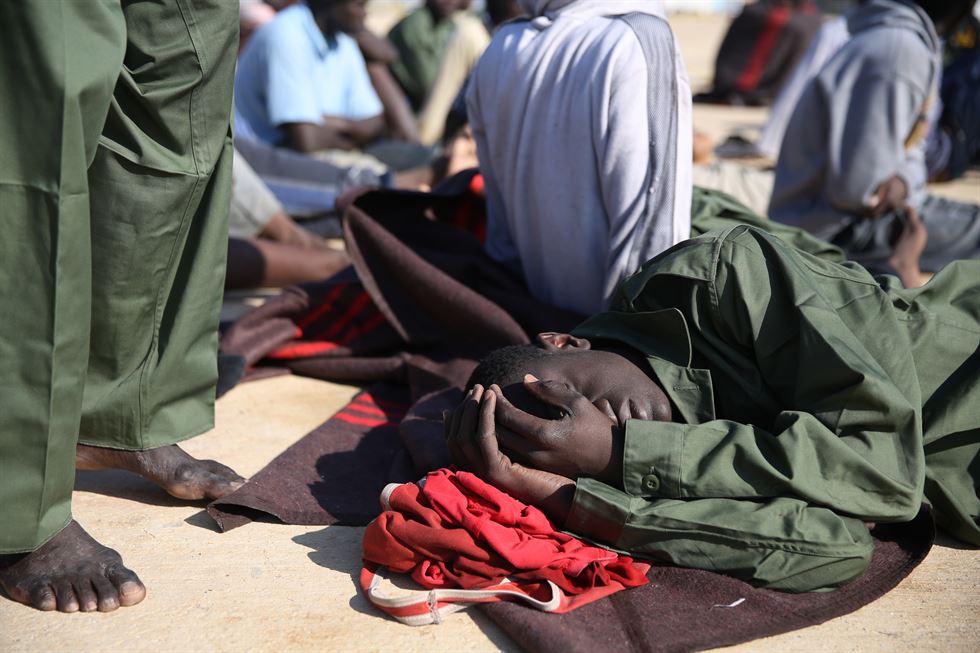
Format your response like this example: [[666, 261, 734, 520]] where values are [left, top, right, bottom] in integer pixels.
[[2, 8, 978, 653]]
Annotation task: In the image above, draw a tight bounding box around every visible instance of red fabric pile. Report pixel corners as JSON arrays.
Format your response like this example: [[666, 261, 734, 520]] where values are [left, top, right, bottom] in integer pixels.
[[361, 469, 650, 623]]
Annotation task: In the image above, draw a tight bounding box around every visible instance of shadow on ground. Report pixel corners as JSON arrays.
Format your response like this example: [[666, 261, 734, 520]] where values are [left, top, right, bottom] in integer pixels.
[[292, 527, 378, 617], [74, 469, 196, 508]]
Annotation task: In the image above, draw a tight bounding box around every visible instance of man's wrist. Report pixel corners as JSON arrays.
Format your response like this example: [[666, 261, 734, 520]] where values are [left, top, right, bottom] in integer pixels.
[[507, 467, 575, 524], [595, 424, 625, 488], [537, 481, 576, 525]]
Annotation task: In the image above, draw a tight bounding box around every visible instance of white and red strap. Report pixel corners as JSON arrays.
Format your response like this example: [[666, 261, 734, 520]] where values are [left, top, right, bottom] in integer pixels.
[[360, 563, 565, 626]]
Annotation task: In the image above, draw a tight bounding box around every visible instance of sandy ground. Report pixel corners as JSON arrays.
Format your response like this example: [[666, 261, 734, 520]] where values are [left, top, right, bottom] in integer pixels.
[[3, 9, 979, 653]]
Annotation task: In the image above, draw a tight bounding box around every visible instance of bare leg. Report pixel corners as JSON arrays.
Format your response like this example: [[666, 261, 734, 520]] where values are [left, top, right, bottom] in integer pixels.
[[226, 238, 351, 289], [258, 211, 330, 251], [888, 206, 928, 289]]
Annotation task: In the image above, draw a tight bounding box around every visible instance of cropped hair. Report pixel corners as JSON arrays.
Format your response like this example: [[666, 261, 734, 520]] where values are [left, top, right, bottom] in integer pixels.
[[466, 345, 553, 391]]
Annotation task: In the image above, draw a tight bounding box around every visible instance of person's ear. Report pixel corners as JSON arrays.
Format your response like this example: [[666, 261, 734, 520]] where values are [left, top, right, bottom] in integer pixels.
[[536, 332, 591, 351]]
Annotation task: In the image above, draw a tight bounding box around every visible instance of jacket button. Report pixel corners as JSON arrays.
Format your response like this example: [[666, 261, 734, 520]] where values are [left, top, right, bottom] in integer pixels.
[[642, 474, 660, 492]]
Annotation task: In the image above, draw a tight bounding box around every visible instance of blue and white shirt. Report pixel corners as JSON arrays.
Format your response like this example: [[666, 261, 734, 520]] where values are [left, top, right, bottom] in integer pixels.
[[235, 3, 382, 145]]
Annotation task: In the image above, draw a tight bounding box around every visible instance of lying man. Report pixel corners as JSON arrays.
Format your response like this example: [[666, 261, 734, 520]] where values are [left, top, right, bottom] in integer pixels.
[[446, 224, 979, 592]]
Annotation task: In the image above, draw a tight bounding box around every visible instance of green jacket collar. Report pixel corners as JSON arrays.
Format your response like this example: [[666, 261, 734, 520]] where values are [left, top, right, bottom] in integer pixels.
[[572, 308, 716, 425]]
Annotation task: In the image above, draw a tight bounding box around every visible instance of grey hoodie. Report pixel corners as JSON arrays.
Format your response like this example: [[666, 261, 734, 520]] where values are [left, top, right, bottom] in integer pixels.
[[769, 0, 940, 240]]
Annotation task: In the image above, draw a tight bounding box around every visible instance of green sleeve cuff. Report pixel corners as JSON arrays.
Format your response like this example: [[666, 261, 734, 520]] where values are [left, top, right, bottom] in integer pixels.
[[622, 419, 686, 498], [564, 477, 633, 546]]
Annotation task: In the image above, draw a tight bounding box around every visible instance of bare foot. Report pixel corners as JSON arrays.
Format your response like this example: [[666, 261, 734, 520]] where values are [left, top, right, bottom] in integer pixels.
[[0, 521, 145, 612], [76, 443, 244, 501], [888, 206, 928, 288]]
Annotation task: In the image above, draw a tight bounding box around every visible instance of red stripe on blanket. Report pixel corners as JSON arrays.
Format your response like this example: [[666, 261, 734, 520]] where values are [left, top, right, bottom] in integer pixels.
[[265, 341, 339, 360], [269, 290, 383, 360], [337, 310, 386, 346], [306, 291, 372, 343], [297, 282, 349, 330], [734, 7, 790, 93], [346, 403, 390, 418], [334, 412, 401, 428]]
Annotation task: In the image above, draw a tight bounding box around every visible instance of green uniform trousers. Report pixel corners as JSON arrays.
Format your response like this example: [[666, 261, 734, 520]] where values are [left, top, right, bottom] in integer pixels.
[[0, 0, 237, 553]]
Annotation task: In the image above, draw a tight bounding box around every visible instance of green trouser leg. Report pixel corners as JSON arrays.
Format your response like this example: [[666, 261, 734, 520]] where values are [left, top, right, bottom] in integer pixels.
[[0, 2, 127, 554], [79, 0, 237, 449], [0, 0, 237, 554]]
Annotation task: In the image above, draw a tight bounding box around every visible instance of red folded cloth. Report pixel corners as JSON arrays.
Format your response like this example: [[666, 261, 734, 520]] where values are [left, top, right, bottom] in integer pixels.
[[361, 469, 650, 624]]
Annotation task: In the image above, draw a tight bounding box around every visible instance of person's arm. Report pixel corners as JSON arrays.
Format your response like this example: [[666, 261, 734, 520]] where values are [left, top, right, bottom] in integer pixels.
[[366, 62, 420, 142], [452, 385, 872, 593], [282, 32, 388, 154], [446, 386, 576, 523], [566, 479, 873, 592], [284, 115, 385, 152], [825, 71, 930, 217], [353, 28, 398, 65], [355, 26, 420, 141], [283, 120, 356, 153], [343, 114, 386, 146]]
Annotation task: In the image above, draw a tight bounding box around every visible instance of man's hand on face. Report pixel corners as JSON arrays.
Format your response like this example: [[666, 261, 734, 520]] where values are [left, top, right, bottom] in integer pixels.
[[445, 385, 575, 522], [491, 375, 625, 487]]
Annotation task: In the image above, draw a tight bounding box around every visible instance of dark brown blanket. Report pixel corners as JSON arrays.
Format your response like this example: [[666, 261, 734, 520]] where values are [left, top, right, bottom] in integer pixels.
[[483, 511, 933, 653], [213, 187, 935, 652], [207, 384, 417, 530]]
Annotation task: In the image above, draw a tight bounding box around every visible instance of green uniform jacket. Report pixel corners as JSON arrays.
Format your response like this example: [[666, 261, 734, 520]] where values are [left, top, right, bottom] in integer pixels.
[[566, 225, 980, 592], [388, 8, 457, 111]]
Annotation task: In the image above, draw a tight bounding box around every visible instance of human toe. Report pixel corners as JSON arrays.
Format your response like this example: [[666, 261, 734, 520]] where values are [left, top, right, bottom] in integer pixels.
[[29, 582, 58, 611], [87, 575, 118, 611], [107, 565, 146, 607], [73, 578, 100, 612]]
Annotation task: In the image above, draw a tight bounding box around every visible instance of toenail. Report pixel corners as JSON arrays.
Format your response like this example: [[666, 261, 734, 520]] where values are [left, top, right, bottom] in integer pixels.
[[119, 581, 141, 596]]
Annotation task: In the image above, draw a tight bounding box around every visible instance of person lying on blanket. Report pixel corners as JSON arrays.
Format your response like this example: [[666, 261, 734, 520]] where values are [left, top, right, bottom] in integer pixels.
[[444, 225, 980, 593]]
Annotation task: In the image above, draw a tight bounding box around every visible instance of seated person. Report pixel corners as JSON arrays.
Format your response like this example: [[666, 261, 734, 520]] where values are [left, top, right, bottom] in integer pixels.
[[769, 0, 980, 276], [416, 2, 506, 145], [467, 0, 693, 316], [755, 2, 964, 179], [235, 0, 428, 170], [388, 0, 466, 112], [752, 12, 852, 160], [446, 224, 980, 593], [694, 0, 821, 106]]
